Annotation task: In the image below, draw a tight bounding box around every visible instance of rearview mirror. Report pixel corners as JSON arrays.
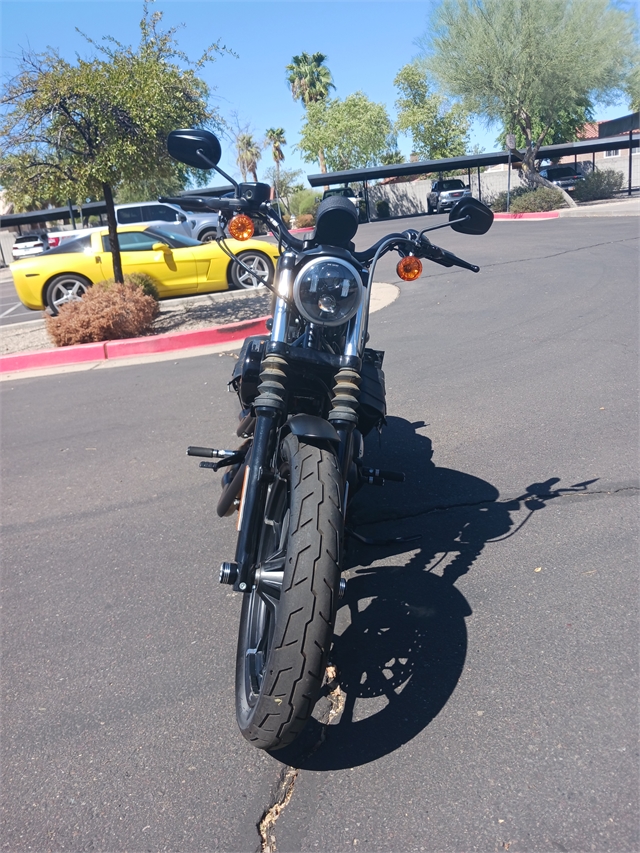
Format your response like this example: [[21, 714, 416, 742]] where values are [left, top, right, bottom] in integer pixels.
[[167, 129, 222, 170], [152, 242, 171, 252], [449, 198, 494, 235]]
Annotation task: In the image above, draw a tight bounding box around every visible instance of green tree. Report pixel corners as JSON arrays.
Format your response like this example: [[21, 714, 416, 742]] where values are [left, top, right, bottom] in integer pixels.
[[0, 2, 225, 282], [423, 0, 636, 203], [394, 61, 470, 160], [298, 92, 395, 172], [625, 59, 640, 113], [265, 128, 286, 198], [286, 52, 335, 172], [235, 133, 262, 182], [263, 166, 303, 213]]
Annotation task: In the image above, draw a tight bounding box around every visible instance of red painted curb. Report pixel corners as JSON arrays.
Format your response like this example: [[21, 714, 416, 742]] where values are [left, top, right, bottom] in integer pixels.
[[105, 317, 269, 359], [0, 317, 270, 374], [0, 341, 107, 373], [493, 211, 560, 220]]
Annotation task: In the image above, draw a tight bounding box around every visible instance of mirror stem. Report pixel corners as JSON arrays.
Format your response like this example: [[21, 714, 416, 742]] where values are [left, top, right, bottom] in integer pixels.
[[196, 148, 239, 192], [419, 215, 470, 236]]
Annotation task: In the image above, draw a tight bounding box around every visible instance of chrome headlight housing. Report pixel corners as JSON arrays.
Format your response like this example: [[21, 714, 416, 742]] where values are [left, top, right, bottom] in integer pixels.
[[293, 257, 363, 327]]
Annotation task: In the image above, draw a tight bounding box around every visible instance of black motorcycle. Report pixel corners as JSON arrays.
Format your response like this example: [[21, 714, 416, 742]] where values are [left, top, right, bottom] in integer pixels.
[[167, 128, 493, 750]]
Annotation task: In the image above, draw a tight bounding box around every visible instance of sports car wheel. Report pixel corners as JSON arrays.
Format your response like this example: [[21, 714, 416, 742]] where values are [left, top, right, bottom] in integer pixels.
[[45, 274, 91, 315], [230, 251, 274, 290]]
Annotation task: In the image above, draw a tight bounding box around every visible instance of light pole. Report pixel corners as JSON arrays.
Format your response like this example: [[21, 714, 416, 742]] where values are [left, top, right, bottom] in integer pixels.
[[506, 133, 516, 213]]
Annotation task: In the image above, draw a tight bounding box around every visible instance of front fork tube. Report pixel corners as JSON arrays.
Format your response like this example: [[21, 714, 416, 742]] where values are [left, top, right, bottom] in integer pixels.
[[232, 408, 280, 592], [335, 425, 354, 487]]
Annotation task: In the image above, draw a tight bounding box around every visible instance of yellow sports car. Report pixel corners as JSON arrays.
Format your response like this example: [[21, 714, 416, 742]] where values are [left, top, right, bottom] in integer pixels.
[[10, 223, 280, 314]]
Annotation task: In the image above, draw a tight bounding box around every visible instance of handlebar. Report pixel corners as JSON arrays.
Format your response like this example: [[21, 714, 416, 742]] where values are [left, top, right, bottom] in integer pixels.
[[178, 197, 478, 273]]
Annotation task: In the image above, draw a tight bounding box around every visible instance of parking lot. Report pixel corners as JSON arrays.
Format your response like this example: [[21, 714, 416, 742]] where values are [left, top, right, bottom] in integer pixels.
[[1, 215, 639, 852]]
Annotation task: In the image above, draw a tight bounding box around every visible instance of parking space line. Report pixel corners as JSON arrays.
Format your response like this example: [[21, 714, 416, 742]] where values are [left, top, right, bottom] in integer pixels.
[[0, 303, 23, 318]]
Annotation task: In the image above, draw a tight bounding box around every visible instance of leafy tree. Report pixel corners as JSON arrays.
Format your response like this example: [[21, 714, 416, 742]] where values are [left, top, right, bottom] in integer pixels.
[[235, 133, 262, 182], [265, 128, 286, 198], [286, 52, 335, 172], [263, 166, 303, 213], [494, 100, 594, 152], [625, 59, 640, 112], [394, 61, 470, 160], [0, 2, 225, 282], [298, 92, 395, 172], [422, 0, 637, 202]]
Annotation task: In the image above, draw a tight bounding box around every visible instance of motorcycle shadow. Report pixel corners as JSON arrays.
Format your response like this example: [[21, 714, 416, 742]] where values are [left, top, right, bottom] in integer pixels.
[[272, 417, 596, 770]]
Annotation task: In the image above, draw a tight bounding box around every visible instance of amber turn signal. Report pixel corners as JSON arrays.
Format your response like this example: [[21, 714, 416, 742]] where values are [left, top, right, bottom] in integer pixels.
[[396, 255, 422, 281], [228, 214, 254, 241]]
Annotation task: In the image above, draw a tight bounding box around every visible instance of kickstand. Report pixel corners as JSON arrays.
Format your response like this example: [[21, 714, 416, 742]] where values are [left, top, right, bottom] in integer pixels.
[[346, 528, 422, 546]]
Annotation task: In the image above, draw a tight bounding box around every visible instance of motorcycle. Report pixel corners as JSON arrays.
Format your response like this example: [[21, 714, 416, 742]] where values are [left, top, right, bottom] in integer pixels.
[[167, 128, 494, 750]]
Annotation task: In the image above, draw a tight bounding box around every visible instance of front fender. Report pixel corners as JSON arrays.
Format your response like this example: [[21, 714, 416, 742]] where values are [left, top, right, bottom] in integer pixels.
[[285, 414, 340, 447]]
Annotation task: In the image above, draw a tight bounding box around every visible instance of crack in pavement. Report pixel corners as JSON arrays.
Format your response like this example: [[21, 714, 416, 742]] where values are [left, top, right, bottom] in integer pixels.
[[256, 665, 347, 852]]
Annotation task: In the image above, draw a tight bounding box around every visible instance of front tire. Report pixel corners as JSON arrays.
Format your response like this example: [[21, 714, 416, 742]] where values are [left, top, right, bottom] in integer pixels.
[[45, 274, 91, 315], [236, 433, 343, 750], [198, 229, 217, 243], [230, 251, 274, 290]]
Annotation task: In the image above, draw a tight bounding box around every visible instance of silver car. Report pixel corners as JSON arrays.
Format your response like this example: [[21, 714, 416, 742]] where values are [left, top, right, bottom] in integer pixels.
[[427, 179, 473, 214]]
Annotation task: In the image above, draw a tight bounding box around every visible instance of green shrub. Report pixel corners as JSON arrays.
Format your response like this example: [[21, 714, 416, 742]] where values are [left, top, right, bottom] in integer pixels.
[[45, 275, 159, 347], [489, 186, 532, 212], [376, 199, 391, 218], [289, 189, 320, 217], [510, 187, 567, 213], [573, 169, 624, 202], [491, 186, 567, 213]]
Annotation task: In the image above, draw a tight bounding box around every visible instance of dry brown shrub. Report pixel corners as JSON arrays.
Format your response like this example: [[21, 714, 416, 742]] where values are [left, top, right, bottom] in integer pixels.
[[294, 214, 315, 229], [45, 277, 159, 347]]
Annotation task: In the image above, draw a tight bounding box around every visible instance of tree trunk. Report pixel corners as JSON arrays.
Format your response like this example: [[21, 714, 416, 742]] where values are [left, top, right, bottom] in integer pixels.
[[519, 146, 577, 209], [102, 182, 124, 283]]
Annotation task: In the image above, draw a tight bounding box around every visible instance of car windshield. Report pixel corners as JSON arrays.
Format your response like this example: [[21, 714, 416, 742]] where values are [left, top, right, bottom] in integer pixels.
[[440, 180, 466, 191], [545, 166, 579, 178]]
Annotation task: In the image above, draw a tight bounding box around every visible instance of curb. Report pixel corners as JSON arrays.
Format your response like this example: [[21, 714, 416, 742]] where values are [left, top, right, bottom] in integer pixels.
[[0, 316, 269, 374], [493, 211, 560, 220]]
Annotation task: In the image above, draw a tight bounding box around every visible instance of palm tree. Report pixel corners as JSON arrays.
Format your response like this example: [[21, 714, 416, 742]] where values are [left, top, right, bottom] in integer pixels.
[[265, 127, 286, 199], [235, 133, 261, 182], [286, 52, 335, 173]]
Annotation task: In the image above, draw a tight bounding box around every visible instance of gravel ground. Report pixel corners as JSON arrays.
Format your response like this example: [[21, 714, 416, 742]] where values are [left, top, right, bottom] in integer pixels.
[[0, 288, 271, 356]]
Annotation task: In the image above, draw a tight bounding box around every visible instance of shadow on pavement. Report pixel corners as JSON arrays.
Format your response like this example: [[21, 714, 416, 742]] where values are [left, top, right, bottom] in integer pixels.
[[272, 417, 597, 770]]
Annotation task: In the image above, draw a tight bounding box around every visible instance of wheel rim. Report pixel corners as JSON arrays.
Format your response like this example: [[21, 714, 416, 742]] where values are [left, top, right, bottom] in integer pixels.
[[49, 277, 88, 310], [242, 477, 290, 707], [235, 254, 269, 289], [201, 232, 216, 242]]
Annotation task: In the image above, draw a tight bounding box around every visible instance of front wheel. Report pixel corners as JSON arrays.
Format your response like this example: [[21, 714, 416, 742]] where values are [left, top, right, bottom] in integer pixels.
[[230, 251, 274, 290], [45, 274, 91, 314], [236, 433, 343, 750]]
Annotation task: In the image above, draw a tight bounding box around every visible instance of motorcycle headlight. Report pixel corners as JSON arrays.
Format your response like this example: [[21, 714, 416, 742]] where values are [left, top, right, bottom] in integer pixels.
[[293, 258, 363, 327]]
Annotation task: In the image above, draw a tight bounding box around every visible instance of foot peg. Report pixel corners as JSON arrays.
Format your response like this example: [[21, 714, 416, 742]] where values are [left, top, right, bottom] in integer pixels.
[[360, 467, 405, 485], [187, 446, 237, 459], [188, 446, 246, 472]]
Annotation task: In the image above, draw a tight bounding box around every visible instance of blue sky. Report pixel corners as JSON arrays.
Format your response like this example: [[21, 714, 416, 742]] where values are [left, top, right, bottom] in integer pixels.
[[1, 0, 632, 191]]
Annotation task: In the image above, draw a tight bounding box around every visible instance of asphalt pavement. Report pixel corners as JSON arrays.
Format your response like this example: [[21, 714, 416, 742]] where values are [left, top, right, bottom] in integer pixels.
[[1, 215, 638, 852]]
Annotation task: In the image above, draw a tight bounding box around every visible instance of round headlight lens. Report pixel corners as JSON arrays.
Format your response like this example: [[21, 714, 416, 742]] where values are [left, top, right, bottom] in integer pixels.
[[293, 258, 363, 327]]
